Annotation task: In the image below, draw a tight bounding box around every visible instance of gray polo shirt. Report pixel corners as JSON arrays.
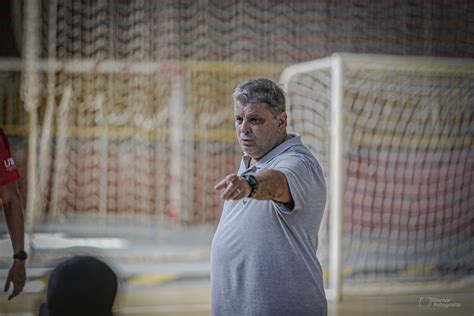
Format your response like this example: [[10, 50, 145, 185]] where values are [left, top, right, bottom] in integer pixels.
[[211, 133, 327, 316]]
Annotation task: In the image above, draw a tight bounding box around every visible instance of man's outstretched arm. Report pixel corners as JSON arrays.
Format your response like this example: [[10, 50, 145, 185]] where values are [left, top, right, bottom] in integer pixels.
[[215, 169, 292, 204]]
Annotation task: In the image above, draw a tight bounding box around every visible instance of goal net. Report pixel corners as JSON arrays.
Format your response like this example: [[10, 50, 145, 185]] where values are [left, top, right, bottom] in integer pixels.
[[0, 59, 284, 225], [2, 0, 287, 228], [280, 53, 474, 298]]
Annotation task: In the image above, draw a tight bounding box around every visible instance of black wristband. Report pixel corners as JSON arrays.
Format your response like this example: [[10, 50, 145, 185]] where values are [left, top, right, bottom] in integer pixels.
[[13, 250, 28, 261], [243, 174, 258, 197]]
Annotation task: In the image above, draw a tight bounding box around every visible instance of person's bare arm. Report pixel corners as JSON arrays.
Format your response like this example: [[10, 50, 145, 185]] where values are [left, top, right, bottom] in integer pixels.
[[1, 183, 24, 253], [215, 169, 292, 204], [1, 182, 26, 300]]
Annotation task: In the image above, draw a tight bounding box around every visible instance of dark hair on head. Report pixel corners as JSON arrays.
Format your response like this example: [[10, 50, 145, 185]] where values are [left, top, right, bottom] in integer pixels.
[[45, 255, 118, 316], [232, 77, 286, 117]]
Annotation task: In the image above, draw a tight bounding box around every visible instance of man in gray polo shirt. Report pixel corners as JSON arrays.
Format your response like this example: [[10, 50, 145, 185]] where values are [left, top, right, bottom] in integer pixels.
[[212, 77, 327, 315]]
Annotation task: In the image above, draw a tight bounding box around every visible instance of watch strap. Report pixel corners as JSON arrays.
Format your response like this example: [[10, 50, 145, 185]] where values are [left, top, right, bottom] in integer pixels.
[[13, 250, 28, 261], [243, 174, 258, 197]]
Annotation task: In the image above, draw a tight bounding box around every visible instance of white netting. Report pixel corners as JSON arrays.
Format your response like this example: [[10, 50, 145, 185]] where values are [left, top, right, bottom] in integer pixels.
[[0, 58, 284, 224], [282, 54, 474, 292], [3, 1, 280, 224]]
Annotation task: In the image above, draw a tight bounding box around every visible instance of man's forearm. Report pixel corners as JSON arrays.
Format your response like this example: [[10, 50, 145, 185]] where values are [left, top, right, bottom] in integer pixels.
[[2, 185, 25, 253], [253, 169, 292, 204], [216, 169, 293, 203]]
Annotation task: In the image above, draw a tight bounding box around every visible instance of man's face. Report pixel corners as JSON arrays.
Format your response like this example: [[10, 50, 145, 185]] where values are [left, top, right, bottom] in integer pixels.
[[234, 101, 286, 160]]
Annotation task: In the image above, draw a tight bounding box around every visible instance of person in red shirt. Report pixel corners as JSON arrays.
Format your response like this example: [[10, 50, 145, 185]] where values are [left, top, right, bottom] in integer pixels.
[[0, 128, 27, 300]]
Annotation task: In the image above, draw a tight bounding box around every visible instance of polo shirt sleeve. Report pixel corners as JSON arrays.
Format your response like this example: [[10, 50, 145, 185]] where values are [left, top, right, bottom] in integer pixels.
[[272, 152, 326, 215], [0, 129, 22, 186]]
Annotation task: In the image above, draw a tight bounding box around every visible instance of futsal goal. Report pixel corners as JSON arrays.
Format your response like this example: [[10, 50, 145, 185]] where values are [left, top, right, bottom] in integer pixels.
[[280, 53, 474, 300]]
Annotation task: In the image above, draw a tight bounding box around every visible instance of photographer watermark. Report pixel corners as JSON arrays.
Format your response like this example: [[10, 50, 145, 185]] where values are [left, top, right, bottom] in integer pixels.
[[418, 296, 461, 309]]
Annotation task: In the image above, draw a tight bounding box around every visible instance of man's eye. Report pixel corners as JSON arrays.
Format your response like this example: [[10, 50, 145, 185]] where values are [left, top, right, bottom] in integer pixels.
[[235, 118, 243, 124], [250, 118, 262, 124]]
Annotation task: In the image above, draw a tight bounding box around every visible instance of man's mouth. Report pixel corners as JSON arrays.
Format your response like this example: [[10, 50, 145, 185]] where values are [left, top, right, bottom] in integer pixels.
[[240, 139, 254, 145]]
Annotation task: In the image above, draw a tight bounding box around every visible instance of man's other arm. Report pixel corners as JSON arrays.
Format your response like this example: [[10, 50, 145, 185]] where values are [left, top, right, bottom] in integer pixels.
[[1, 182, 26, 300]]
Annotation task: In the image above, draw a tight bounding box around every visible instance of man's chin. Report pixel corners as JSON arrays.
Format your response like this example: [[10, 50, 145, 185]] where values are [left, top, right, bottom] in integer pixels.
[[242, 147, 251, 153], [241, 146, 254, 154], [242, 149, 260, 160]]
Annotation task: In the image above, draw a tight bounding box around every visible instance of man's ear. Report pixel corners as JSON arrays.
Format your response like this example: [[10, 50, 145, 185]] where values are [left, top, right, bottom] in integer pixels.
[[277, 112, 287, 129]]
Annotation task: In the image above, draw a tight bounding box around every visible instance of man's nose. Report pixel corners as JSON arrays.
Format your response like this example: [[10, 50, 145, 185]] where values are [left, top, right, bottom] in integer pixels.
[[240, 119, 251, 133]]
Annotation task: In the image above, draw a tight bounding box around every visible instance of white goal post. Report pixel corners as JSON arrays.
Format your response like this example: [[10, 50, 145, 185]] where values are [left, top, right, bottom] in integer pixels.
[[280, 53, 474, 301]]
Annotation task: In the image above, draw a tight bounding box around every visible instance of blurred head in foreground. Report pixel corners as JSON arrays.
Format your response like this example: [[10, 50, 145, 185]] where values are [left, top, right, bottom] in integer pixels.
[[39, 255, 118, 316]]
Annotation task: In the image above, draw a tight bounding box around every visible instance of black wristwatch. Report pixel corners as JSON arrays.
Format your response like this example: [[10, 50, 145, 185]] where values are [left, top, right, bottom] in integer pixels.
[[243, 174, 259, 197], [13, 250, 28, 261]]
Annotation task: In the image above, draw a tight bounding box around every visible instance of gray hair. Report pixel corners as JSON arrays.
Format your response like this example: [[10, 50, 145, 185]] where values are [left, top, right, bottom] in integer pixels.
[[232, 77, 286, 117]]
